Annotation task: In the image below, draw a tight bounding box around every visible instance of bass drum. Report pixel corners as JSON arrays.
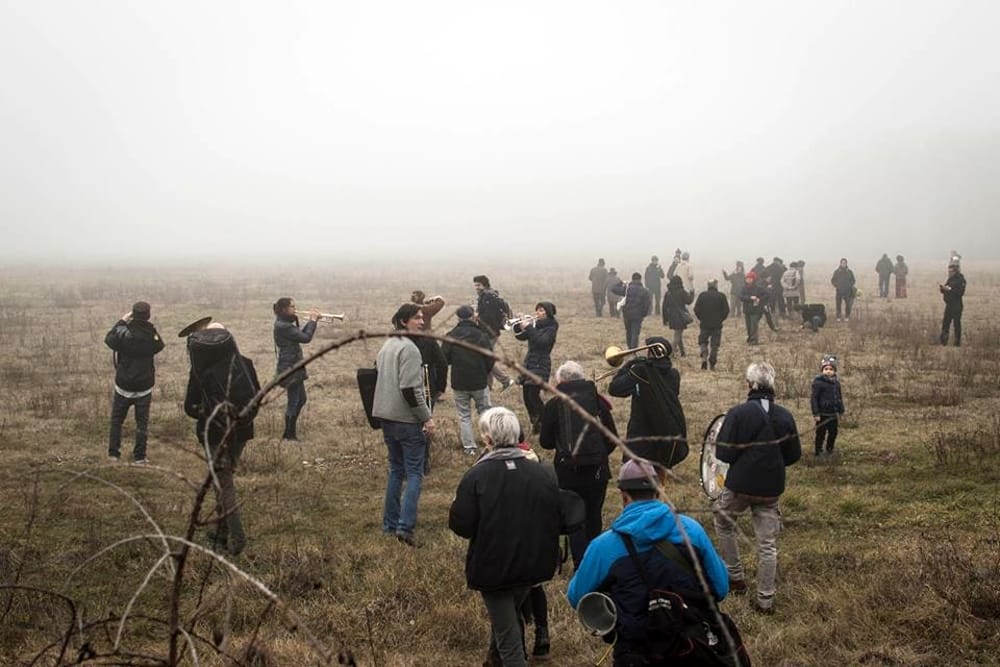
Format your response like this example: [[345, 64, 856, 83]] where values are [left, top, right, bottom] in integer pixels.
[[700, 413, 729, 499]]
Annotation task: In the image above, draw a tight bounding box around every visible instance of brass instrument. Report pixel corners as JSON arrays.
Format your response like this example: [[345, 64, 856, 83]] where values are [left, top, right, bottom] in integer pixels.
[[503, 314, 538, 331], [594, 343, 668, 382], [305, 311, 345, 323]]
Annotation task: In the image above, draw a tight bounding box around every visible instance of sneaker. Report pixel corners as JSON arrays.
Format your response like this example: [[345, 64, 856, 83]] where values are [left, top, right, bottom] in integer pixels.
[[754, 594, 775, 614], [499, 378, 513, 393], [463, 448, 479, 457], [729, 578, 748, 596], [132, 458, 149, 465], [107, 455, 120, 463]]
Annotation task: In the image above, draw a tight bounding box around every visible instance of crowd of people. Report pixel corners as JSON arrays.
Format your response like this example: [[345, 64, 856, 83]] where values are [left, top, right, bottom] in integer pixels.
[[100, 252, 968, 665]]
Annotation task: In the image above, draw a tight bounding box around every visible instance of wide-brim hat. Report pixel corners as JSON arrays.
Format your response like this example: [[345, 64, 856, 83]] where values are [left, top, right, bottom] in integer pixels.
[[178, 316, 212, 338]]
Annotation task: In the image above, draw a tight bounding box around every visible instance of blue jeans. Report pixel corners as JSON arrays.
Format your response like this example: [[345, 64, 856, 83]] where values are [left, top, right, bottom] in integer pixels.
[[381, 420, 427, 538], [285, 380, 307, 418], [109, 391, 151, 460]]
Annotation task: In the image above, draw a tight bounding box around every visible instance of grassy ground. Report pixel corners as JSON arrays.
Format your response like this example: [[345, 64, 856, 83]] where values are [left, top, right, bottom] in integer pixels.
[[0, 260, 997, 666]]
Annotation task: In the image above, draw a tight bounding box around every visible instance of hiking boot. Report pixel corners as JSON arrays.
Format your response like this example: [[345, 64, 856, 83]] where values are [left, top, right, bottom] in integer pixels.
[[282, 415, 299, 441], [729, 578, 748, 596], [701, 361, 708, 370], [532, 625, 550, 660], [132, 458, 149, 466]]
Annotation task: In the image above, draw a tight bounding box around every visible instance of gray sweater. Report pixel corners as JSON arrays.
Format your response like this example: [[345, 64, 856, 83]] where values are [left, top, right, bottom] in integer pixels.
[[373, 336, 433, 424]]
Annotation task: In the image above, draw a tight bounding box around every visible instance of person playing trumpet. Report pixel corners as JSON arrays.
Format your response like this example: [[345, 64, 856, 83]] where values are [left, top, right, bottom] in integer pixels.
[[512, 302, 558, 434], [272, 297, 319, 441]]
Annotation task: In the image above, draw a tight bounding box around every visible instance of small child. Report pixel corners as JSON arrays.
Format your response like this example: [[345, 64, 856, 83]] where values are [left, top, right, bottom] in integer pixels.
[[811, 355, 845, 457]]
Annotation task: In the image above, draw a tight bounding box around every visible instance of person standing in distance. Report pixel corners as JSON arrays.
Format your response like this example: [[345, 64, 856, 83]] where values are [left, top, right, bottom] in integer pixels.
[[610, 272, 652, 350], [272, 297, 319, 441], [693, 279, 730, 371], [374, 304, 436, 547], [939, 262, 966, 346], [644, 255, 665, 316], [105, 301, 164, 463], [589, 258, 609, 317], [442, 305, 495, 456], [474, 275, 514, 391]]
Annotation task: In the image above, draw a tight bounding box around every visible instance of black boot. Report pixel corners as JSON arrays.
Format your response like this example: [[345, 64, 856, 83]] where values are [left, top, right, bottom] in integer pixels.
[[282, 415, 298, 441], [532, 625, 550, 660]]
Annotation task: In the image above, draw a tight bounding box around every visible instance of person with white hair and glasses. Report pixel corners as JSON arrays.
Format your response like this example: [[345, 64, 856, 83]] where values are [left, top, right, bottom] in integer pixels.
[[712, 362, 801, 614]]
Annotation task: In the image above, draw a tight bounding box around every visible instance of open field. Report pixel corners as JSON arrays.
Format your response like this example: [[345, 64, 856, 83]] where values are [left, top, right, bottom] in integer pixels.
[[1, 260, 998, 666]]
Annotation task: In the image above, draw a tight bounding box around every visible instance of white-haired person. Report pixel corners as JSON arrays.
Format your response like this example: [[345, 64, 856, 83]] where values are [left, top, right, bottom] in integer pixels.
[[449, 407, 561, 667], [712, 361, 801, 614], [539, 360, 618, 569]]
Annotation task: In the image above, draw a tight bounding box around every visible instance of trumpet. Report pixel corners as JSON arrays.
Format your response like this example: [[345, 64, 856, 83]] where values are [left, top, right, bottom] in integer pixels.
[[594, 342, 669, 381], [503, 314, 538, 331], [304, 310, 345, 323]]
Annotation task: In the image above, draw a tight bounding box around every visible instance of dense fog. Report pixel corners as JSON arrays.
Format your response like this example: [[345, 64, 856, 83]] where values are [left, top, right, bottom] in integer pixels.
[[1, 1, 998, 264]]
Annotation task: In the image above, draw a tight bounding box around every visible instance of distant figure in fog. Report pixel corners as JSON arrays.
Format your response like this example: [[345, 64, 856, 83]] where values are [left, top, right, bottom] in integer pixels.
[[830, 259, 857, 322], [105, 301, 164, 464], [611, 273, 652, 350], [723, 261, 745, 318], [644, 256, 665, 316], [894, 255, 908, 298], [875, 254, 894, 299], [589, 258, 609, 317], [939, 262, 966, 347], [605, 268, 623, 319], [662, 275, 694, 358]]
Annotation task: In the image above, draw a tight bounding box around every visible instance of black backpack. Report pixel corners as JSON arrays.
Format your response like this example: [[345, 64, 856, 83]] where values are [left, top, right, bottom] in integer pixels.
[[556, 384, 609, 468], [188, 329, 260, 424], [619, 533, 751, 667], [477, 290, 510, 335]]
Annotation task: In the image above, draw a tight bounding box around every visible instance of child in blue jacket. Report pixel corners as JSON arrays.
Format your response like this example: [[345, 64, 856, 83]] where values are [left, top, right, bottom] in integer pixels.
[[811, 355, 845, 457]]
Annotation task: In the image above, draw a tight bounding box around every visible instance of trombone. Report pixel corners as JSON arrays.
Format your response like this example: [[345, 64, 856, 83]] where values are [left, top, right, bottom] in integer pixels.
[[594, 343, 668, 382], [503, 314, 538, 331]]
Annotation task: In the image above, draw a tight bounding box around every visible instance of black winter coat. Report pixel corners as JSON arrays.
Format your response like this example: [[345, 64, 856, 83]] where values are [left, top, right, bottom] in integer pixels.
[[662, 280, 694, 330], [105, 319, 165, 392], [442, 320, 495, 391], [715, 390, 801, 497], [539, 379, 617, 487], [413, 336, 448, 395], [514, 317, 558, 384], [449, 449, 562, 591], [611, 281, 652, 320], [830, 267, 856, 296], [644, 263, 665, 291], [693, 286, 730, 329], [608, 357, 688, 467], [810, 374, 845, 416], [273, 316, 316, 385], [941, 271, 966, 306], [740, 283, 768, 314]]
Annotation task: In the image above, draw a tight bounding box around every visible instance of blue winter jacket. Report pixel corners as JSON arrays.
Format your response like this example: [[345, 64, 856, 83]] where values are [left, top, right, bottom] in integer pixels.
[[567, 500, 729, 654]]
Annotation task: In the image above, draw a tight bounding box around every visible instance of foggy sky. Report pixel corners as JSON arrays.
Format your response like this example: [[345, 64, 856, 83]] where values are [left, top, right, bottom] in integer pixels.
[[1, 1, 998, 264]]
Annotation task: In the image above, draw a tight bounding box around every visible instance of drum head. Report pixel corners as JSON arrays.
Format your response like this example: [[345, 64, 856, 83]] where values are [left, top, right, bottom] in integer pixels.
[[700, 413, 729, 499]]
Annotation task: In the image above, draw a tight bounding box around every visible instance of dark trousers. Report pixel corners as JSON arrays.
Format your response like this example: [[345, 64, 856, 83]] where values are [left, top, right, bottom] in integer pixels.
[[608, 296, 620, 318], [835, 292, 854, 319], [285, 380, 307, 418], [650, 287, 662, 315], [522, 384, 544, 433], [744, 311, 761, 344], [878, 275, 891, 298], [773, 287, 786, 316], [941, 304, 962, 346], [592, 292, 606, 316], [209, 437, 247, 555], [698, 327, 722, 367], [109, 391, 151, 460], [563, 480, 608, 569], [623, 317, 643, 349], [815, 415, 839, 453]]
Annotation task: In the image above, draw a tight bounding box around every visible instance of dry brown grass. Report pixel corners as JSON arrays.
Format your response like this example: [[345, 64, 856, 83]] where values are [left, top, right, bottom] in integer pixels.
[[0, 260, 998, 665]]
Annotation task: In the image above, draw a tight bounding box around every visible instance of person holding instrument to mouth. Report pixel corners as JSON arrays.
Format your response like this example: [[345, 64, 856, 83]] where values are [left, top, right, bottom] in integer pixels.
[[272, 297, 319, 441], [512, 302, 558, 435]]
